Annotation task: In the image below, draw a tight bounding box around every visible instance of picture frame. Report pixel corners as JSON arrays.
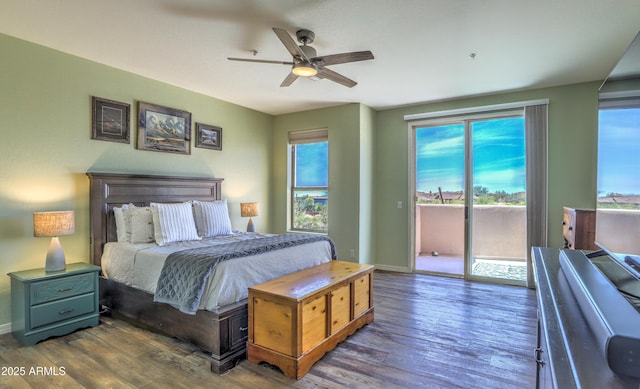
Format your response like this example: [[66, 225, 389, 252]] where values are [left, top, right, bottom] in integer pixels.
[[195, 123, 222, 151], [137, 101, 191, 154], [91, 96, 130, 143]]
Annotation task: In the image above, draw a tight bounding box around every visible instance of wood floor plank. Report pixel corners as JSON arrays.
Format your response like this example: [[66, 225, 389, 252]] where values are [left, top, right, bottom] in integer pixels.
[[0, 353, 39, 389], [65, 329, 176, 388], [2, 346, 85, 389], [0, 270, 538, 388]]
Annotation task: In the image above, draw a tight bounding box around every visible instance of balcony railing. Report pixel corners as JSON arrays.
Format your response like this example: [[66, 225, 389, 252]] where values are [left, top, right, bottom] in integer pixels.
[[416, 204, 527, 260], [416, 205, 640, 273]]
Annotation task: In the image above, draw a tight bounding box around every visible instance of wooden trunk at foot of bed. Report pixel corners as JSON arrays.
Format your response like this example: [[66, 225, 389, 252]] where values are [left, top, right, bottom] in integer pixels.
[[100, 277, 248, 373]]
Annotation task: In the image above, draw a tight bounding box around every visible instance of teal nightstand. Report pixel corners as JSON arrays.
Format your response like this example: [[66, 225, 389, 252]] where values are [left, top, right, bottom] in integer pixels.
[[8, 262, 100, 346]]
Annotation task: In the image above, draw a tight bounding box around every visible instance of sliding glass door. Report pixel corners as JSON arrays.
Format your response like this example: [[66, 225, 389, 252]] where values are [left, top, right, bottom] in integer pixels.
[[414, 115, 528, 284], [468, 117, 527, 282], [415, 123, 466, 276]]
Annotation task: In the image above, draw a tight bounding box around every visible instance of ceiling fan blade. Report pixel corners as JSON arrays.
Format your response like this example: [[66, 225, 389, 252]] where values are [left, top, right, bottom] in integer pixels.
[[316, 67, 357, 88], [272, 27, 309, 61], [227, 57, 294, 65], [280, 72, 299, 87], [312, 51, 374, 66]]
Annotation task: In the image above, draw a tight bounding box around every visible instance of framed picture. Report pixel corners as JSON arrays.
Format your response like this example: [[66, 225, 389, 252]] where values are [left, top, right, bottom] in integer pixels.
[[137, 101, 191, 154], [92, 96, 130, 143], [195, 123, 222, 151]]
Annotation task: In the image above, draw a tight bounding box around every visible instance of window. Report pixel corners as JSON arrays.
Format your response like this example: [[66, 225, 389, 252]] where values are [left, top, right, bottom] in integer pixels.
[[597, 95, 640, 208], [289, 129, 328, 232]]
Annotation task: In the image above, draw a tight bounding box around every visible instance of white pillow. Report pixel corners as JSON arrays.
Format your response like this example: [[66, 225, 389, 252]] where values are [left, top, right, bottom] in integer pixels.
[[128, 206, 155, 244], [150, 202, 201, 246], [192, 200, 233, 237], [114, 203, 150, 243], [113, 205, 128, 242]]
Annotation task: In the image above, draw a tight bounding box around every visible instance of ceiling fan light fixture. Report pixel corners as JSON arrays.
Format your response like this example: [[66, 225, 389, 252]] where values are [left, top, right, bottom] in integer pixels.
[[292, 62, 317, 77]]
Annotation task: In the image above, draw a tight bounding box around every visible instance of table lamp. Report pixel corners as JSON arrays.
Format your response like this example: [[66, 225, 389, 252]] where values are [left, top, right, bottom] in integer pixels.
[[240, 202, 258, 232], [34, 211, 75, 272]]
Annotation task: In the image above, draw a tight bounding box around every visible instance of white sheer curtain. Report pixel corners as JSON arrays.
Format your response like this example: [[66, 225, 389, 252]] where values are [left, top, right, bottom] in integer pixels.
[[525, 103, 548, 288]]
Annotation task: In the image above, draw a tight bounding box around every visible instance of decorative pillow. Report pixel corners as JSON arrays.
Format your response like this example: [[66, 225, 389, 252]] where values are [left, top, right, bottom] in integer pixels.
[[128, 206, 155, 244], [113, 205, 128, 242], [192, 200, 233, 237], [114, 203, 145, 243], [150, 202, 201, 246]]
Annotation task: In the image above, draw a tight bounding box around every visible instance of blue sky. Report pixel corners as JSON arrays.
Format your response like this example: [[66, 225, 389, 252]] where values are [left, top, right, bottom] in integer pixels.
[[598, 108, 640, 196], [295, 142, 328, 187], [416, 117, 526, 194]]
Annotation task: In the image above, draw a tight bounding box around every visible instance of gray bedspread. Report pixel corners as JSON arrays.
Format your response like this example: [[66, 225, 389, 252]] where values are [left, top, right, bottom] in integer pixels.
[[153, 233, 336, 314]]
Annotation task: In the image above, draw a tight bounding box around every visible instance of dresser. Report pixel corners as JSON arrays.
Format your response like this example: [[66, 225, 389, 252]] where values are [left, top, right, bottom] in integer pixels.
[[532, 247, 640, 388], [8, 262, 100, 346], [247, 260, 374, 379], [562, 207, 598, 250]]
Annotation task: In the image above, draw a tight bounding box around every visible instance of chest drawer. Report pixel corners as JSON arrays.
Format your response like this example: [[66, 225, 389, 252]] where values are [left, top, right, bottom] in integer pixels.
[[31, 292, 96, 328], [31, 273, 95, 304]]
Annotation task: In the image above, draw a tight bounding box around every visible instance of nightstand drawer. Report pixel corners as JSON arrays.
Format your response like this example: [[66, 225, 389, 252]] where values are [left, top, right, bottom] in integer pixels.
[[31, 293, 96, 328], [31, 273, 94, 304]]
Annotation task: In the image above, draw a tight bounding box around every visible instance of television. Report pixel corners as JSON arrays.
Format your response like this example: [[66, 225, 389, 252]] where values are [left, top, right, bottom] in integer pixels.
[[595, 30, 640, 283]]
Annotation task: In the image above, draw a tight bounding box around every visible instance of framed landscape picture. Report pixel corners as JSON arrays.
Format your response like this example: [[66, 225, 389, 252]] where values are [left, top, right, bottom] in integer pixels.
[[195, 123, 222, 151], [137, 101, 191, 154], [92, 96, 130, 143]]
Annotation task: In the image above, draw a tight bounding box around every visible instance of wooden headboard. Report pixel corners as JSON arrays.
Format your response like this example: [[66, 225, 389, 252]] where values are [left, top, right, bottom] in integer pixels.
[[86, 172, 223, 267]]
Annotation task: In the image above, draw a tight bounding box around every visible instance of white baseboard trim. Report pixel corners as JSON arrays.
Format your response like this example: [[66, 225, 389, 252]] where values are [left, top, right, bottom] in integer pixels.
[[0, 322, 11, 335], [374, 264, 411, 273]]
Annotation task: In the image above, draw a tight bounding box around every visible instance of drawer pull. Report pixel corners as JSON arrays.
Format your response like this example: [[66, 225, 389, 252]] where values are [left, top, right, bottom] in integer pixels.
[[239, 326, 248, 332], [534, 347, 545, 366], [58, 287, 74, 292], [58, 308, 74, 315]]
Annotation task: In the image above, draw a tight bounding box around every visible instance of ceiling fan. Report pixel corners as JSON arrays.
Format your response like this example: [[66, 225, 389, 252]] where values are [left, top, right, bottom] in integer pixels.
[[228, 27, 374, 88]]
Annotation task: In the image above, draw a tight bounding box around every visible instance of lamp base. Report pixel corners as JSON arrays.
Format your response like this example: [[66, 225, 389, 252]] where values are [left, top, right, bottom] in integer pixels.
[[247, 218, 256, 233], [45, 237, 66, 273]]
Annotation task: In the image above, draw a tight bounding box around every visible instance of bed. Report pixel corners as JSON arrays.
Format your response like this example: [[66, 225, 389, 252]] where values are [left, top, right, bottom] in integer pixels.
[[87, 172, 335, 373]]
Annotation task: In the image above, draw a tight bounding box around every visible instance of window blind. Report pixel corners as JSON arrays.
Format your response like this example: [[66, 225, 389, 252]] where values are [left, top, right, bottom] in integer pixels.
[[288, 128, 328, 144], [599, 90, 640, 109]]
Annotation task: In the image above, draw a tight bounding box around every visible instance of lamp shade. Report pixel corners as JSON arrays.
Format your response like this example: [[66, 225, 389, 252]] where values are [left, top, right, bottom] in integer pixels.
[[34, 211, 75, 237], [240, 202, 259, 218]]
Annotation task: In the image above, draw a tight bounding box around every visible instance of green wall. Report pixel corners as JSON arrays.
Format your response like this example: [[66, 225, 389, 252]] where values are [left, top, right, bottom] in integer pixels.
[[374, 82, 600, 270], [0, 34, 273, 326], [272, 104, 369, 261], [358, 104, 376, 264]]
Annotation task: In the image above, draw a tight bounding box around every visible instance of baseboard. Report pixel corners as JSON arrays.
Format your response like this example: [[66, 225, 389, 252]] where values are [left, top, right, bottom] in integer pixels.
[[374, 264, 411, 273], [0, 322, 11, 335]]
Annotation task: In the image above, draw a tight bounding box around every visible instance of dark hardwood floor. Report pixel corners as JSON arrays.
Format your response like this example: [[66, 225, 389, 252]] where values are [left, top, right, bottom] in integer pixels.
[[0, 271, 538, 389]]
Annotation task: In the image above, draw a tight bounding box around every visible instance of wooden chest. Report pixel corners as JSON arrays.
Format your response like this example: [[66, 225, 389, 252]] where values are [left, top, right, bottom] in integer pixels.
[[247, 260, 374, 379], [562, 207, 598, 250]]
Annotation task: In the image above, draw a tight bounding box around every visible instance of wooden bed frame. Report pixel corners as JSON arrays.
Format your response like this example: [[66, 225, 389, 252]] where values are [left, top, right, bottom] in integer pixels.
[[87, 172, 249, 374]]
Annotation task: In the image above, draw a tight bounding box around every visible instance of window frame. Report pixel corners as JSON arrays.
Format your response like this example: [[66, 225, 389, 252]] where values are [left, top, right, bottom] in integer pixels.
[[288, 129, 329, 233]]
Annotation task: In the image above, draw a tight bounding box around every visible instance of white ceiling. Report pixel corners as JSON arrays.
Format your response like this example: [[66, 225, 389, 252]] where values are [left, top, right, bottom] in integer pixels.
[[2, 0, 639, 115]]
